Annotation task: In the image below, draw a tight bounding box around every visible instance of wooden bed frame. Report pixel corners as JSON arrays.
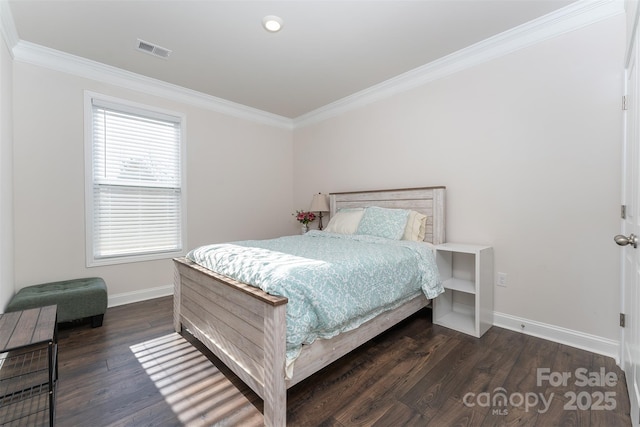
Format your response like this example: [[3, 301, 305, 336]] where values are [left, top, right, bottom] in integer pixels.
[[173, 186, 446, 426]]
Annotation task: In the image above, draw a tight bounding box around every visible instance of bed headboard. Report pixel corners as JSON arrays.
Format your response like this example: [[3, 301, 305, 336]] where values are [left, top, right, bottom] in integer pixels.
[[329, 186, 446, 245]]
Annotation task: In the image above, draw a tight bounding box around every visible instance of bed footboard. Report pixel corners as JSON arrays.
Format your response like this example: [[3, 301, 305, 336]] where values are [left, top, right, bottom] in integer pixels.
[[173, 257, 288, 426]]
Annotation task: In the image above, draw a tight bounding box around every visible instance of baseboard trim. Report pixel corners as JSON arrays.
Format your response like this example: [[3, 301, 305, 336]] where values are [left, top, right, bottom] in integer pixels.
[[108, 284, 174, 308], [493, 311, 620, 364]]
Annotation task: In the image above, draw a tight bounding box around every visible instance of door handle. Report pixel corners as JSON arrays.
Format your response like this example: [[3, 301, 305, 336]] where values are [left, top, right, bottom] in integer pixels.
[[615, 233, 638, 248]]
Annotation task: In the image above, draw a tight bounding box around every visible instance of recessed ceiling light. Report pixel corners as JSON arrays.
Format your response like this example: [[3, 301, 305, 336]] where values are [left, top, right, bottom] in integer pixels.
[[262, 15, 283, 32]]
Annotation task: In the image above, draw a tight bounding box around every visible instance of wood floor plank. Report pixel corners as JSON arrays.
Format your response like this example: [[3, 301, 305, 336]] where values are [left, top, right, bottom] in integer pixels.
[[479, 334, 560, 426], [332, 336, 423, 425], [544, 391, 592, 427], [400, 338, 488, 417], [50, 297, 631, 427], [547, 344, 594, 396], [425, 396, 488, 427], [372, 401, 428, 426], [431, 328, 525, 425], [387, 331, 463, 399]]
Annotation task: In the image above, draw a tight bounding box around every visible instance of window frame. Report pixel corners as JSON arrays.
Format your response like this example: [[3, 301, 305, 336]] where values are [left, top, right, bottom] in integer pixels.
[[84, 91, 187, 267]]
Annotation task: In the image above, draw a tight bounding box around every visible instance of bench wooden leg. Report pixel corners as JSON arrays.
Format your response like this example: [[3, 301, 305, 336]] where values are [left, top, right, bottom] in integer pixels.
[[91, 314, 104, 328]]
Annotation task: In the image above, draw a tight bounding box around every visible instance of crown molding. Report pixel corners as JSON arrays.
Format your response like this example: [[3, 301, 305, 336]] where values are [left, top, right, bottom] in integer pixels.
[[293, 0, 625, 129], [625, 0, 639, 67], [11, 40, 293, 130], [0, 0, 18, 55], [5, 0, 623, 131]]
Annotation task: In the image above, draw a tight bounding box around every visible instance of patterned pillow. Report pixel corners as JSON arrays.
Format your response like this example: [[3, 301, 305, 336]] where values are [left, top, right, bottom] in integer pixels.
[[356, 206, 410, 240]]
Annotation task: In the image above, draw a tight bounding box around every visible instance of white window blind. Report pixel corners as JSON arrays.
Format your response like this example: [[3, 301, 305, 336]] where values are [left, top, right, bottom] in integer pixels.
[[88, 96, 183, 263]]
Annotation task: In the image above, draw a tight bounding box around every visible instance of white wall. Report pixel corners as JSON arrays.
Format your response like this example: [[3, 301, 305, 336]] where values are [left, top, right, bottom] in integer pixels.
[[0, 25, 13, 312], [11, 63, 294, 301], [293, 15, 625, 343]]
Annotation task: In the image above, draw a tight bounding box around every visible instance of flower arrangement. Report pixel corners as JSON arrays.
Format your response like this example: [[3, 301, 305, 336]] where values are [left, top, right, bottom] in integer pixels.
[[294, 210, 316, 225]]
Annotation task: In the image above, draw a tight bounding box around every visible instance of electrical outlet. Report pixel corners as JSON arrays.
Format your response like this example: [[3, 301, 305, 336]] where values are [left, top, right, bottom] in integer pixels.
[[497, 272, 507, 287]]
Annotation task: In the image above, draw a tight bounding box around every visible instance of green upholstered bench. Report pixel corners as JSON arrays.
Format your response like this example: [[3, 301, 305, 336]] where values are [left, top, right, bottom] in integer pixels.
[[6, 277, 108, 327]]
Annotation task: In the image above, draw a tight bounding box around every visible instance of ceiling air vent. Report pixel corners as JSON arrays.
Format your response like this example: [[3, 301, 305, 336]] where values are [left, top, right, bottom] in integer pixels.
[[136, 39, 171, 59]]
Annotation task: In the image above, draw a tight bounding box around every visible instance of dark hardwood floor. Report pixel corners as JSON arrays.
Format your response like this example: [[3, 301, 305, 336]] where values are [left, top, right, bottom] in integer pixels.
[[53, 297, 631, 426]]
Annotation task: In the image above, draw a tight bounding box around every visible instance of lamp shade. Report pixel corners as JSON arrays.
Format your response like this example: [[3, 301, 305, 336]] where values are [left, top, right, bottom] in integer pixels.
[[310, 193, 329, 212]]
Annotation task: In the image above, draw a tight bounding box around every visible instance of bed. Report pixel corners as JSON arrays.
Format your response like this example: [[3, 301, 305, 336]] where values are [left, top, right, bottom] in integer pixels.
[[173, 186, 446, 426]]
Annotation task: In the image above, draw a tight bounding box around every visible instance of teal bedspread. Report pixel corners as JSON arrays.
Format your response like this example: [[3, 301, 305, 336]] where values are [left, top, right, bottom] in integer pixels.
[[186, 230, 443, 371]]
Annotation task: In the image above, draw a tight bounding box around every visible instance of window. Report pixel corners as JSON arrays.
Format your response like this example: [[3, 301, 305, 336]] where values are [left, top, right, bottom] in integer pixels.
[[85, 92, 185, 266]]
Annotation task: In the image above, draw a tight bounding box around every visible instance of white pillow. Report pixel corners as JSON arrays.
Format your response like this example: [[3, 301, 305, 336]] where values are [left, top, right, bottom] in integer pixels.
[[402, 210, 427, 241], [324, 208, 365, 234]]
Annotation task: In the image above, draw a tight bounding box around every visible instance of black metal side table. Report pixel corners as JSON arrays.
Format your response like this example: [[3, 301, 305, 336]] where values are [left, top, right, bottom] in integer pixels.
[[0, 305, 58, 426]]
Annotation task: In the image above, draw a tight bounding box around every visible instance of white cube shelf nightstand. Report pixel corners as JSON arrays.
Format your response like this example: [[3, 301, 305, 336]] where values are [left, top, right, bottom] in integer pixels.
[[433, 243, 494, 338]]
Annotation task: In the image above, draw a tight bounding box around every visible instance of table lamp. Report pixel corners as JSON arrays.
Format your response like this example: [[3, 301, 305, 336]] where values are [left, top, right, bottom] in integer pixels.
[[310, 193, 329, 230]]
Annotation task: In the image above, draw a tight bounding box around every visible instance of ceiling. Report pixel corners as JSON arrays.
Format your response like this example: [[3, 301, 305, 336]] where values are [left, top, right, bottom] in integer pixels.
[[7, 0, 578, 119]]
